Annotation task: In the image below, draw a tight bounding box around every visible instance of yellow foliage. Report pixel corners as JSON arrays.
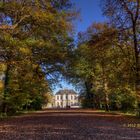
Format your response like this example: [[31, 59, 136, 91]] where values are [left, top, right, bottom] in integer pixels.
[[0, 81, 4, 90], [19, 47, 31, 54], [0, 63, 6, 71]]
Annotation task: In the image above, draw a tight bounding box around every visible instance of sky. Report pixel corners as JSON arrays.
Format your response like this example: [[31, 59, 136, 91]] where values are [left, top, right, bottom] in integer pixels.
[[72, 0, 106, 33], [53, 0, 106, 94]]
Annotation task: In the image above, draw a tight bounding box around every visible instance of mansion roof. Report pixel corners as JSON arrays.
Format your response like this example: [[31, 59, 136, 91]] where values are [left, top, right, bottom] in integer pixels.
[[55, 89, 77, 95]]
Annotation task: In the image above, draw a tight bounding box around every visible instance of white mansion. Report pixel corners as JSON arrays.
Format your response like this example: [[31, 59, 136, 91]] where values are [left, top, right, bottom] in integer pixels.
[[44, 89, 80, 108], [53, 89, 80, 108]]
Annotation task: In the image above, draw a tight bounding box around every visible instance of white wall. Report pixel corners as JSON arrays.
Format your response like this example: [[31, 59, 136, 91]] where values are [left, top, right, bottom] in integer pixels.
[[54, 94, 79, 108]]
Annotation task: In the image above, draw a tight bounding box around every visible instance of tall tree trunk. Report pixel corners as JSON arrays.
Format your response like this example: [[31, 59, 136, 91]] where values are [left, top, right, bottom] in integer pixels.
[[85, 79, 94, 108], [104, 82, 109, 111], [101, 63, 109, 111], [132, 22, 140, 105], [2, 63, 10, 113]]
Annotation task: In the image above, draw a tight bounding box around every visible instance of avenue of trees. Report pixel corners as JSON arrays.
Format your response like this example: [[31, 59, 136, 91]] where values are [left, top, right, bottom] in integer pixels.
[[0, 0, 139, 115]]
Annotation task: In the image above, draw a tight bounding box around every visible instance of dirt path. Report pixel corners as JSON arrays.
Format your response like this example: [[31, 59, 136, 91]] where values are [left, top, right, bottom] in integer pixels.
[[0, 109, 140, 140]]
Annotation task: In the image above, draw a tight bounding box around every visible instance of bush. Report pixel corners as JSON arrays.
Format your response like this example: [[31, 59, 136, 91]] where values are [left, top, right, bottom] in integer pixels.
[[109, 88, 137, 111]]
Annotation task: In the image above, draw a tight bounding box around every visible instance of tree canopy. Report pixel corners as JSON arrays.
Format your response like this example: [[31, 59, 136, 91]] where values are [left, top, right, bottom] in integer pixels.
[[0, 0, 76, 114]]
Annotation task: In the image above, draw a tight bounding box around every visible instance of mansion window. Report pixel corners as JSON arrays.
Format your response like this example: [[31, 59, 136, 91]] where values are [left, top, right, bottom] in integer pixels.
[[57, 102, 59, 106], [71, 95, 73, 100], [66, 95, 68, 100]]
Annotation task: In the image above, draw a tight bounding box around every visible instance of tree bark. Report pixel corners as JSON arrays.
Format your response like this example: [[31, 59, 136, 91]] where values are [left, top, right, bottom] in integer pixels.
[[104, 82, 109, 111], [101, 62, 109, 111], [85, 79, 94, 108], [132, 20, 140, 103], [2, 63, 10, 113]]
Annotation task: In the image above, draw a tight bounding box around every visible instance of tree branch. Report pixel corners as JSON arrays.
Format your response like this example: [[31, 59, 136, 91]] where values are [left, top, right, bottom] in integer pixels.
[[0, 15, 30, 30], [135, 0, 140, 23], [121, 0, 134, 21]]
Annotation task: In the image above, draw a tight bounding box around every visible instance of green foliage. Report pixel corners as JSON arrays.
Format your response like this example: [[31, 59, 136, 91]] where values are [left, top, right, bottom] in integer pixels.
[[68, 22, 137, 112], [101, 0, 140, 114], [0, 0, 76, 115], [109, 87, 137, 111]]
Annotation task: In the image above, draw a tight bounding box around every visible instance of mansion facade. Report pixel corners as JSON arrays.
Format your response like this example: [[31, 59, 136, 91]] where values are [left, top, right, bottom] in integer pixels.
[[46, 89, 80, 108], [54, 89, 79, 108]]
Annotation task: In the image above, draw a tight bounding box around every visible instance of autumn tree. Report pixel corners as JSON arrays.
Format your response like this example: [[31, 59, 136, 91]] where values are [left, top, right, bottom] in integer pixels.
[[101, 0, 140, 106], [68, 22, 136, 111], [0, 0, 76, 114]]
